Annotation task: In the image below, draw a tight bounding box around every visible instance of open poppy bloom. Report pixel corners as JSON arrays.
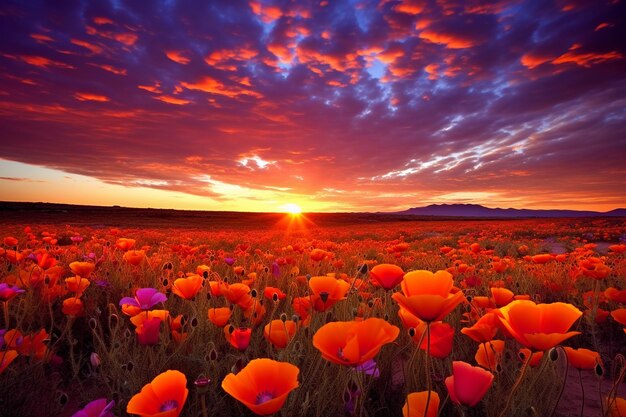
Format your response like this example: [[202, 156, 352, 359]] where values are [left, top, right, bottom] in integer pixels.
[[392, 270, 465, 322], [563, 347, 601, 370], [497, 300, 582, 351], [402, 391, 439, 417], [263, 319, 297, 349], [69, 261, 95, 278], [62, 297, 84, 317], [461, 312, 499, 343], [308, 275, 351, 312], [222, 283, 253, 308], [120, 288, 167, 312], [65, 276, 90, 296], [171, 274, 202, 300], [208, 307, 232, 327], [123, 250, 146, 266], [71, 398, 115, 417], [475, 340, 505, 372], [445, 361, 494, 407], [115, 238, 136, 251], [221, 358, 299, 415], [369, 264, 405, 290], [127, 369, 188, 417], [263, 286, 286, 301], [312, 317, 399, 366]]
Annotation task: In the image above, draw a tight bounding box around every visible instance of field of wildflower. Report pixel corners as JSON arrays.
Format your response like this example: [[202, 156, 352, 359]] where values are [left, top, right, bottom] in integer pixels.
[[0, 210, 625, 417]]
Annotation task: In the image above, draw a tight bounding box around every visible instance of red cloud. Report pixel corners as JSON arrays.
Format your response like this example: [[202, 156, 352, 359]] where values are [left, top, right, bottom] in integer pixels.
[[181, 76, 262, 99], [74, 92, 109, 102]]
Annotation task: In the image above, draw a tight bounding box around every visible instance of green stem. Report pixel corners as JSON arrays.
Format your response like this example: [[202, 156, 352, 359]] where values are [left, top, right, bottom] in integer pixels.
[[424, 322, 432, 417], [498, 352, 532, 417]]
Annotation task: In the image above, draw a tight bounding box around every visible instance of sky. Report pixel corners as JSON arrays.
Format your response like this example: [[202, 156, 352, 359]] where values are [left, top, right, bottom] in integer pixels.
[[0, 0, 625, 213]]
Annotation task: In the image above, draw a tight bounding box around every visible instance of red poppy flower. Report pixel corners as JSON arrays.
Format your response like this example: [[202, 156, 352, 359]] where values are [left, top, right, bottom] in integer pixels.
[[221, 358, 299, 415], [0, 350, 18, 374], [313, 317, 399, 366], [224, 326, 252, 351], [445, 361, 494, 407], [115, 238, 136, 251], [369, 264, 405, 290], [62, 297, 84, 317], [497, 300, 582, 351], [411, 321, 454, 358], [127, 370, 188, 417]]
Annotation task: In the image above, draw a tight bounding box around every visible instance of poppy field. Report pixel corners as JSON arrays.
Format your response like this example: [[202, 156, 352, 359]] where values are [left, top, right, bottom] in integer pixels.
[[0, 212, 625, 417]]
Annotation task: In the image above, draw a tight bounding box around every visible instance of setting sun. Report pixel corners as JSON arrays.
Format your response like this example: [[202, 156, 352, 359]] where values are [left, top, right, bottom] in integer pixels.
[[281, 203, 302, 214]]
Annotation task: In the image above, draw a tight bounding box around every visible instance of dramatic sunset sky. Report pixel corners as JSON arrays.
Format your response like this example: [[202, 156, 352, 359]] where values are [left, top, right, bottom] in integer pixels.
[[0, 0, 625, 213]]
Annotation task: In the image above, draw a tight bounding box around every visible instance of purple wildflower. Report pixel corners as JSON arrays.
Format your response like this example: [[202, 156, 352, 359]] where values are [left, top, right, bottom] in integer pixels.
[[271, 262, 280, 278], [223, 257, 235, 266], [355, 358, 380, 378], [71, 398, 115, 417], [119, 288, 167, 310], [0, 283, 25, 302]]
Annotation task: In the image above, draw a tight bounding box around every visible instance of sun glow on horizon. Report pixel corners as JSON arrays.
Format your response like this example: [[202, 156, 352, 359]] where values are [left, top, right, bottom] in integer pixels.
[[281, 203, 302, 215]]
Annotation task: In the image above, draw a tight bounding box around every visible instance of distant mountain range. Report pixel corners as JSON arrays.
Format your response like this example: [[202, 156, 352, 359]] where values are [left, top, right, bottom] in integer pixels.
[[394, 204, 626, 218]]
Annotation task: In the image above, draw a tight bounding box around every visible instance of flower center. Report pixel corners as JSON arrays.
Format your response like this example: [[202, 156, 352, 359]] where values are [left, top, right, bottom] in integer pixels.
[[255, 391, 275, 405], [159, 400, 178, 412]]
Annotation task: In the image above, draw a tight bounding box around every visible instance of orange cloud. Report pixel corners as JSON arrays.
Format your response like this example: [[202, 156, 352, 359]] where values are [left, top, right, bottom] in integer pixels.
[[154, 95, 191, 105], [419, 30, 477, 48], [86, 26, 138, 46], [552, 50, 623, 68], [249, 1, 283, 23], [205, 47, 258, 70], [166, 50, 191, 64], [74, 92, 109, 102], [181, 76, 262, 99], [19, 55, 75, 69], [71, 38, 103, 55], [89, 63, 127, 75], [394, 0, 426, 15], [520, 53, 552, 69], [378, 44, 404, 64], [138, 83, 162, 93]]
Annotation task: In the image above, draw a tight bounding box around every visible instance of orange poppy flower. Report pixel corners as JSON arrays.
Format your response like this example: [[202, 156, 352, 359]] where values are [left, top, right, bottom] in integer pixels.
[[609, 244, 626, 253], [222, 283, 253, 308], [115, 238, 136, 251], [69, 261, 95, 278], [264, 319, 297, 349], [490, 287, 514, 307], [65, 276, 90, 295], [461, 312, 499, 343], [531, 254, 553, 264], [0, 349, 18, 374], [475, 340, 504, 372], [243, 301, 266, 327], [605, 288, 626, 304], [208, 307, 232, 327], [497, 300, 582, 351], [308, 275, 351, 312], [445, 361, 494, 407], [369, 264, 405, 290], [563, 347, 601, 370], [221, 358, 299, 416], [3, 236, 18, 246], [224, 326, 252, 351], [392, 270, 465, 322], [398, 307, 422, 330], [171, 275, 203, 300], [312, 317, 399, 366], [16, 329, 50, 360], [263, 286, 286, 301], [123, 250, 146, 266], [62, 297, 84, 317], [127, 369, 188, 417], [402, 391, 439, 417], [611, 308, 626, 327], [607, 397, 626, 417], [580, 258, 611, 280]]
